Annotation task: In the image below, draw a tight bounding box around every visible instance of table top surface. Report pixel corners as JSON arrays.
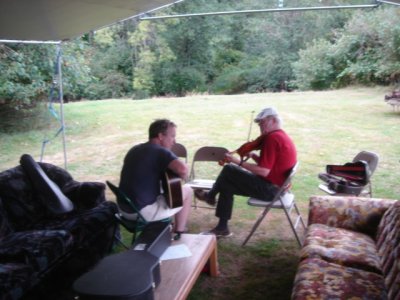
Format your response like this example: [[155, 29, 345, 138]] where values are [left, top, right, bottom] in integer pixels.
[[154, 233, 217, 300]]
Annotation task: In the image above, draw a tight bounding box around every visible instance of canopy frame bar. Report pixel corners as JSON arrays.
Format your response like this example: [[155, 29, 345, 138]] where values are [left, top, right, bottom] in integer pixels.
[[140, 3, 380, 20]]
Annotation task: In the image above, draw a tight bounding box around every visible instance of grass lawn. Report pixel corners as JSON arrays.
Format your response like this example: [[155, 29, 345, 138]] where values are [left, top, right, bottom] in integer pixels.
[[1, 86, 399, 299]]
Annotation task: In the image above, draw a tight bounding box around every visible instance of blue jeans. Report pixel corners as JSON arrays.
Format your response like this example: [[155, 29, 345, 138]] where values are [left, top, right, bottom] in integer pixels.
[[208, 164, 279, 220]]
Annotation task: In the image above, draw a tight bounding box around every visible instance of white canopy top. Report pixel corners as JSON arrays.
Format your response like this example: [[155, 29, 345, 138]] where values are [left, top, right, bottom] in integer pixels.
[[0, 0, 177, 42], [1, 0, 399, 42]]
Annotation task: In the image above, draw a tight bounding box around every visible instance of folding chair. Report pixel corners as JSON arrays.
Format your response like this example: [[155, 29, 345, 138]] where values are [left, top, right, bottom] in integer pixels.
[[242, 162, 306, 247], [171, 143, 188, 163], [318, 151, 379, 197], [186, 146, 229, 208], [352, 151, 379, 197], [106, 181, 170, 248]]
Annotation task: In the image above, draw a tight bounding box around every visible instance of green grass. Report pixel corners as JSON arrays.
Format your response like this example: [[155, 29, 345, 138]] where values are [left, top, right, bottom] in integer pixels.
[[1, 86, 399, 299]]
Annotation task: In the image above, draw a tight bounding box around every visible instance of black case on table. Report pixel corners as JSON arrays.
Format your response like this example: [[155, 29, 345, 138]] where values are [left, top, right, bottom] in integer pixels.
[[132, 221, 172, 258], [73, 221, 172, 300]]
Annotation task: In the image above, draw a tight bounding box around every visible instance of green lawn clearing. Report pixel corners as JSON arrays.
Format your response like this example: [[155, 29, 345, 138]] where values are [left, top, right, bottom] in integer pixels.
[[1, 86, 399, 299]]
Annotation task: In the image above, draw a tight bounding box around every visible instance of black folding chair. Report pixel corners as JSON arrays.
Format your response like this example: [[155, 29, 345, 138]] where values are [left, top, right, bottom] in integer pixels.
[[106, 181, 170, 247]]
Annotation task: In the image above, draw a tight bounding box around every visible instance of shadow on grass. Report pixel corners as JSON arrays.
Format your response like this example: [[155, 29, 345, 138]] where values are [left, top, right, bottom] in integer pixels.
[[189, 238, 299, 300]]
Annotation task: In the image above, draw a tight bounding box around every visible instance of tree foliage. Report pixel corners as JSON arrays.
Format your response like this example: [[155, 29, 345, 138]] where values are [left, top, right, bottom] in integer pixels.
[[293, 7, 400, 89], [1, 1, 400, 120]]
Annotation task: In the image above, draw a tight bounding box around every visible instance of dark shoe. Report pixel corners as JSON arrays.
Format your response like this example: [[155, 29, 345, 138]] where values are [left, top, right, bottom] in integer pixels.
[[173, 232, 182, 241], [200, 227, 232, 238], [195, 189, 216, 206]]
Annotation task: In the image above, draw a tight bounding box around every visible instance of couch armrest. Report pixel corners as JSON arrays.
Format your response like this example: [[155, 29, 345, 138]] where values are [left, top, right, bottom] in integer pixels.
[[308, 195, 396, 237], [62, 181, 106, 211]]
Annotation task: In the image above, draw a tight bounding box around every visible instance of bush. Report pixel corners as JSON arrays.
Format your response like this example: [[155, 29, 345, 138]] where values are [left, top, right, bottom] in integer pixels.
[[161, 67, 206, 97], [292, 39, 336, 90], [85, 72, 130, 99], [211, 67, 246, 94]]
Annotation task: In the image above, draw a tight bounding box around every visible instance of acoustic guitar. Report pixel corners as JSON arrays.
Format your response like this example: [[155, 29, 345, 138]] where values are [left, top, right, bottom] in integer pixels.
[[162, 171, 183, 208]]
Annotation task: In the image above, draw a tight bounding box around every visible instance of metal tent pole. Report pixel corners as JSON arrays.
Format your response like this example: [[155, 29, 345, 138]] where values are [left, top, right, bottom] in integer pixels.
[[57, 43, 68, 170], [140, 4, 379, 20]]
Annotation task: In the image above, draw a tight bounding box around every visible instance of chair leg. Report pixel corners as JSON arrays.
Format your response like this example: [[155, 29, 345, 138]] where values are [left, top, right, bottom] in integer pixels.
[[193, 195, 198, 209], [131, 229, 139, 245], [192, 190, 215, 209], [242, 205, 273, 247], [114, 233, 130, 250], [281, 202, 306, 247]]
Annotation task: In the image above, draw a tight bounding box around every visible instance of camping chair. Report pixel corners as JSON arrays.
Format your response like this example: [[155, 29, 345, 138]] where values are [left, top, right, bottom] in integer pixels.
[[187, 146, 229, 208], [318, 151, 379, 197], [106, 181, 170, 248], [242, 162, 306, 247], [171, 143, 188, 163]]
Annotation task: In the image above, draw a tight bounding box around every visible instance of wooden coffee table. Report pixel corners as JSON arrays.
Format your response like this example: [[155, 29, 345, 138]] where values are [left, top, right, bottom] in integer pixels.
[[154, 233, 219, 300]]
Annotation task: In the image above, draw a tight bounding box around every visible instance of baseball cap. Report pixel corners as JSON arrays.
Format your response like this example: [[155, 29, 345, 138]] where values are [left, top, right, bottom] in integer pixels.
[[254, 107, 278, 123]]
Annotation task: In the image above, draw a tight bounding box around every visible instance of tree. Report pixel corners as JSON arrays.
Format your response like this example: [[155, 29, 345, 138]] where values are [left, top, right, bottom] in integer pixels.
[[293, 39, 336, 90], [293, 6, 400, 89]]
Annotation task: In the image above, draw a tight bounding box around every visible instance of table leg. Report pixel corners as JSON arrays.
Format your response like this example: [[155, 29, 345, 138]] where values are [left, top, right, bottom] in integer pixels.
[[208, 244, 219, 277]]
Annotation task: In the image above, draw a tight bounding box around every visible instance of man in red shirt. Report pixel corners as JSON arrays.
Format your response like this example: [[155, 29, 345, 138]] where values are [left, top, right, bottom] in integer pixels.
[[196, 107, 297, 237]]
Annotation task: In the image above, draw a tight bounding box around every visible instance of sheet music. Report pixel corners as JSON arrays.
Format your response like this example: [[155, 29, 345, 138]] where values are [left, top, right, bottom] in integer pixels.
[[160, 244, 192, 261]]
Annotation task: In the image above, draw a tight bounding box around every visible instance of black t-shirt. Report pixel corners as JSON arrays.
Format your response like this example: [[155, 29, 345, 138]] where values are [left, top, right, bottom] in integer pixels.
[[119, 142, 177, 210]]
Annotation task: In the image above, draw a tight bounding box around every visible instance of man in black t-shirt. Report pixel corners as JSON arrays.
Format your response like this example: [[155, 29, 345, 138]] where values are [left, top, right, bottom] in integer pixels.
[[119, 119, 192, 235]]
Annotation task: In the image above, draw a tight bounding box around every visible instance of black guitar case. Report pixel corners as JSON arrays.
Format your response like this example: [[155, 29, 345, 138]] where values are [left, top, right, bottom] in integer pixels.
[[73, 250, 160, 300], [74, 221, 171, 300]]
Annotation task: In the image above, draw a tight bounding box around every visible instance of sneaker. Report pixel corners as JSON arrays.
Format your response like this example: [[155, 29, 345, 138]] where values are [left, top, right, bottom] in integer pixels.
[[194, 189, 216, 206], [200, 227, 232, 238]]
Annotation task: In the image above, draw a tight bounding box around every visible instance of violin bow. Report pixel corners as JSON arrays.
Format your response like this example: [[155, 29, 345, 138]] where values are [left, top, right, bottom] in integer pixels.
[[246, 110, 255, 142], [240, 110, 255, 163]]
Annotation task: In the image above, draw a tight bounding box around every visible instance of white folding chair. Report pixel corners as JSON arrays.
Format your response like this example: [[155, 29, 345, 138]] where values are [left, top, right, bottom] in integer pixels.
[[186, 146, 228, 208], [171, 143, 188, 163], [352, 151, 379, 197], [242, 162, 306, 247]]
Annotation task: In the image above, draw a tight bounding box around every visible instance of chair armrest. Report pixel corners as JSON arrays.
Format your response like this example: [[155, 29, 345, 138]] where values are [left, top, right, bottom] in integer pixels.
[[62, 181, 106, 210], [308, 195, 396, 237]]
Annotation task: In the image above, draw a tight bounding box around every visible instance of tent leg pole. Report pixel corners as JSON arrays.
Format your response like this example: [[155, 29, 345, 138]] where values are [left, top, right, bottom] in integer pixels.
[[57, 43, 67, 170]]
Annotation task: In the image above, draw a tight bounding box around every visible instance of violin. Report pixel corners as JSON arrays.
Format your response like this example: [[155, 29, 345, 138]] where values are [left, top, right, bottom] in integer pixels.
[[219, 135, 264, 166]]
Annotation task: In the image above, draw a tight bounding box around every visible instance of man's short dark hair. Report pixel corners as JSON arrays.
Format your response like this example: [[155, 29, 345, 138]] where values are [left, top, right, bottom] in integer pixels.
[[149, 119, 176, 139]]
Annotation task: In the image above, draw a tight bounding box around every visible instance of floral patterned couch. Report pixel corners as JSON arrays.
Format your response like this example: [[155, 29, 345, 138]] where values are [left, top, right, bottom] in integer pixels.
[[292, 195, 400, 300], [0, 160, 118, 300]]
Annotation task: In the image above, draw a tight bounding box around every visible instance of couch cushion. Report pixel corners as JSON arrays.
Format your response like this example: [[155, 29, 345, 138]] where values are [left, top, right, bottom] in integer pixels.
[[308, 196, 394, 238], [62, 181, 106, 210], [0, 263, 35, 300], [0, 196, 13, 239], [32, 201, 117, 245], [384, 249, 400, 300], [0, 230, 74, 273], [39, 162, 73, 188], [20, 154, 74, 215], [301, 223, 381, 274], [292, 257, 387, 300], [377, 200, 400, 266], [376, 200, 400, 299], [0, 165, 46, 230]]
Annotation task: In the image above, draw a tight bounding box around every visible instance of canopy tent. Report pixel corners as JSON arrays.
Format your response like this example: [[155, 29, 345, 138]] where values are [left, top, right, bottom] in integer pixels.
[[0, 0, 179, 42], [1, 0, 400, 43]]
